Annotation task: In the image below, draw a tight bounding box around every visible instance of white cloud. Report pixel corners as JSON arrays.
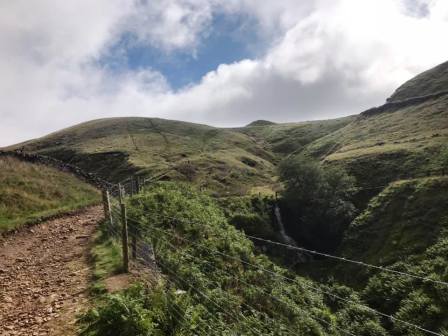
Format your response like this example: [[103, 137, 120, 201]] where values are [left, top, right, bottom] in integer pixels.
[[1, 0, 448, 146], [123, 0, 215, 53]]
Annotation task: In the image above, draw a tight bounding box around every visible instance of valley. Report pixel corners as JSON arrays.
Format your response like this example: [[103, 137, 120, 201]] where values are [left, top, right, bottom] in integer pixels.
[[1, 61, 448, 335]]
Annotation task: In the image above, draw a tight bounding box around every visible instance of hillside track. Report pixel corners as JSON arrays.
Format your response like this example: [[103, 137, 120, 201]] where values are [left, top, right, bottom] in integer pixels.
[[0, 206, 103, 336]]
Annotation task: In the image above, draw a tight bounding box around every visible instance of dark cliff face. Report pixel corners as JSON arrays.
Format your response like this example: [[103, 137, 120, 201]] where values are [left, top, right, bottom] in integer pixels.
[[387, 60, 448, 102]]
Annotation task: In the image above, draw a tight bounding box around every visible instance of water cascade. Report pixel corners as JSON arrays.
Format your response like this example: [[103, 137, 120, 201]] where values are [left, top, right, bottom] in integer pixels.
[[274, 204, 311, 263], [274, 204, 298, 246]]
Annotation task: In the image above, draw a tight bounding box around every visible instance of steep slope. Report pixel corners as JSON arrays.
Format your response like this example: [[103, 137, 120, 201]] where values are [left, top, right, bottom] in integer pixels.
[[302, 62, 448, 208], [388, 60, 448, 102], [5, 61, 448, 201], [334, 177, 448, 334], [342, 176, 448, 266], [0, 156, 100, 232], [80, 182, 387, 335]]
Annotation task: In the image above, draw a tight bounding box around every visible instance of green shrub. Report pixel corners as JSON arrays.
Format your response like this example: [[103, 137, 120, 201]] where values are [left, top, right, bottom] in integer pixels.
[[81, 182, 387, 335], [278, 155, 357, 252], [79, 287, 157, 336], [218, 195, 276, 239]]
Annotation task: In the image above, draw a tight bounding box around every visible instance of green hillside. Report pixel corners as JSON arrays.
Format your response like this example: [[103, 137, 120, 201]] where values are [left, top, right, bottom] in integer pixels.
[[303, 94, 448, 209], [7, 117, 352, 196], [81, 183, 387, 335], [388, 60, 448, 102], [0, 156, 100, 232], [7, 118, 273, 195], [342, 176, 448, 266], [4, 60, 448, 225], [333, 176, 448, 333], [3, 59, 448, 336], [237, 116, 355, 156]]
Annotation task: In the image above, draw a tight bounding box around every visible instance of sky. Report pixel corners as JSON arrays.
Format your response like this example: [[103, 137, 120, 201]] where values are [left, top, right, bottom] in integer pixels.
[[1, 0, 448, 146]]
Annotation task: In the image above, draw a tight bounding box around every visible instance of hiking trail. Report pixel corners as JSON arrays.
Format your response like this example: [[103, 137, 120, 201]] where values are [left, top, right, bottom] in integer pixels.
[[0, 206, 102, 336]]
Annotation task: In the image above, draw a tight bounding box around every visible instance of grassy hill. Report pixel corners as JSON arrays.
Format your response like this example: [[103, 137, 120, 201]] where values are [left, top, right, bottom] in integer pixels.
[[5, 61, 448, 198], [388, 60, 448, 102], [7, 117, 352, 196], [332, 176, 448, 333], [0, 156, 100, 232], [3, 59, 448, 336], [237, 116, 355, 156], [300, 77, 448, 209], [342, 176, 448, 267], [7, 118, 275, 196]]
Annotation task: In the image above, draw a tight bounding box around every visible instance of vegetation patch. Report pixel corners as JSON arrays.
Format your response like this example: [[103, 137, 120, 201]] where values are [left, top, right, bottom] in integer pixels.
[[89, 227, 123, 295], [0, 156, 100, 232], [342, 176, 448, 267], [80, 183, 386, 335]]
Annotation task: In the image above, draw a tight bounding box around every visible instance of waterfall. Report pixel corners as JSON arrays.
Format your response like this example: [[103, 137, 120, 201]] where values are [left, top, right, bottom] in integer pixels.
[[274, 204, 311, 263], [274, 204, 298, 246]]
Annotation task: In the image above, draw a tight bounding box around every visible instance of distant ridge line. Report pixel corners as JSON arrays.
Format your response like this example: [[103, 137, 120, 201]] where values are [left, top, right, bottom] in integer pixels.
[[361, 90, 448, 117]]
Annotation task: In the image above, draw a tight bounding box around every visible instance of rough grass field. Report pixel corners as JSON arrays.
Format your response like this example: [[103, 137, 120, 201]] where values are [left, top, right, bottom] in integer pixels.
[[308, 94, 448, 163], [9, 117, 352, 196], [238, 116, 355, 156], [0, 156, 101, 232], [342, 176, 448, 266]]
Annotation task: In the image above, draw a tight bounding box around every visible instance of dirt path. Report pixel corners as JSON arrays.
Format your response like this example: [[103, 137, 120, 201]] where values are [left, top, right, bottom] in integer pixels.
[[0, 206, 103, 336]]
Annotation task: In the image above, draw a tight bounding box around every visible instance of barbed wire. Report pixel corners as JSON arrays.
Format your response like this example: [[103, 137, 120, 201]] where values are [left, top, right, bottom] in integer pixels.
[[104, 171, 448, 336], [138, 231, 356, 336], [244, 235, 448, 288], [137, 233, 301, 335], [120, 213, 446, 336], [116, 208, 448, 289], [133, 243, 260, 335], [131, 255, 212, 336]]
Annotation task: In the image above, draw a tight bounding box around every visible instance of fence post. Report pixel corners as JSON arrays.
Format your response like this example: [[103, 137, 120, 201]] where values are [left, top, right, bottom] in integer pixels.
[[135, 176, 141, 194], [120, 201, 130, 273], [102, 189, 113, 228], [131, 224, 137, 260], [118, 183, 123, 204]]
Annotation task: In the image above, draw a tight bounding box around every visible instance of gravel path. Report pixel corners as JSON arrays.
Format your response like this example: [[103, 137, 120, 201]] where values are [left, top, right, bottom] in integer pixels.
[[0, 206, 102, 336]]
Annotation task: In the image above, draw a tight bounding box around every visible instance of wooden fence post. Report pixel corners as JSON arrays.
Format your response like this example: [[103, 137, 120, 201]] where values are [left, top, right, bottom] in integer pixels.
[[118, 183, 123, 204], [102, 189, 113, 228], [135, 176, 141, 194], [131, 224, 137, 260], [120, 202, 130, 273]]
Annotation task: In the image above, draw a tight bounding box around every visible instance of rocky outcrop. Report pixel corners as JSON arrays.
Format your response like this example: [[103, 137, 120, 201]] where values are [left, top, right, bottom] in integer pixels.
[[360, 90, 448, 118]]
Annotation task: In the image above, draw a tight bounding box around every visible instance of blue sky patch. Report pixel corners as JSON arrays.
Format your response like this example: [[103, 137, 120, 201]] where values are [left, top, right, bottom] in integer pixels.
[[99, 12, 263, 90]]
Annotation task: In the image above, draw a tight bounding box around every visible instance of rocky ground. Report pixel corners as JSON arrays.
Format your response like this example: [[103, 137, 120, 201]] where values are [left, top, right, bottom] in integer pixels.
[[0, 206, 102, 336]]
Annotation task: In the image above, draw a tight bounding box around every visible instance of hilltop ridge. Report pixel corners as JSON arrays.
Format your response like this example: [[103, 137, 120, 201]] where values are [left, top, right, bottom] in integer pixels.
[[388, 60, 448, 102], [6, 60, 448, 201]]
